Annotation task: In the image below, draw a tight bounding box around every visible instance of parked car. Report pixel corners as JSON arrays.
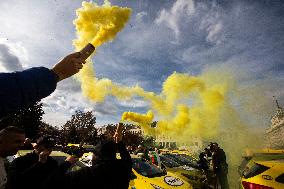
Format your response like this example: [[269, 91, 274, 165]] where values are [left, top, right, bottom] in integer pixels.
[[130, 157, 193, 189], [240, 159, 284, 189]]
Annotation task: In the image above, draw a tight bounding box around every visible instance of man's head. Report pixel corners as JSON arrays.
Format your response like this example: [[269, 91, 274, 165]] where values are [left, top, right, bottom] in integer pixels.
[[24, 138, 32, 144], [0, 126, 25, 157], [92, 140, 116, 163], [34, 136, 55, 155], [210, 142, 219, 152]]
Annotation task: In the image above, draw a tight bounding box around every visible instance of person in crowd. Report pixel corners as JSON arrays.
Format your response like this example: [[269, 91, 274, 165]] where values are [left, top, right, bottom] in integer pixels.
[[197, 152, 209, 171], [21, 138, 34, 150], [148, 148, 161, 167], [134, 145, 143, 154], [134, 145, 150, 161], [0, 126, 25, 189], [42, 123, 132, 189], [126, 146, 133, 154], [0, 52, 86, 119], [204, 147, 212, 159], [211, 143, 229, 189], [7, 136, 57, 189]]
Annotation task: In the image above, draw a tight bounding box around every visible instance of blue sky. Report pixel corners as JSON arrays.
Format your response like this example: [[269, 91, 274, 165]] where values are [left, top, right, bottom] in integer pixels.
[[0, 0, 283, 127]]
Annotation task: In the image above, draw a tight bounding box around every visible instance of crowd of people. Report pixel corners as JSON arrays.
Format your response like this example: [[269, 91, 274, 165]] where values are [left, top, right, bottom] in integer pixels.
[[197, 143, 229, 189], [0, 51, 132, 189], [0, 50, 229, 189]]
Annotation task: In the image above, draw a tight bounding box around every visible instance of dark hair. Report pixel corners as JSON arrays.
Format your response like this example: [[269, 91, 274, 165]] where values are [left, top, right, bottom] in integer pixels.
[[93, 140, 116, 160], [36, 136, 55, 149], [0, 126, 25, 139]]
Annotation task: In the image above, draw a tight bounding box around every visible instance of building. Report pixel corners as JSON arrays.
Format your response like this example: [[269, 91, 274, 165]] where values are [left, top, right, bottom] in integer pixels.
[[265, 99, 284, 149]]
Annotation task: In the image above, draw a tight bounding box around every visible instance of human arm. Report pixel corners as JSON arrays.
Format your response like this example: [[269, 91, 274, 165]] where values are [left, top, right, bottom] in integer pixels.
[[0, 52, 85, 118], [114, 123, 132, 169]]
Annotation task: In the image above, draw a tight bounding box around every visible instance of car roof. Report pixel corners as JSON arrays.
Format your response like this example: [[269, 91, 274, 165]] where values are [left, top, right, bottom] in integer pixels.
[[67, 143, 80, 147], [244, 148, 284, 156], [17, 150, 69, 157], [50, 151, 70, 157]]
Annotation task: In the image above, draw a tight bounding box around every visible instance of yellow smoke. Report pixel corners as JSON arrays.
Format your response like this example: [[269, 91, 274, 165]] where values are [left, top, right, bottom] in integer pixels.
[[72, 3, 265, 187], [73, 1, 132, 101], [122, 111, 154, 124], [119, 72, 226, 139]]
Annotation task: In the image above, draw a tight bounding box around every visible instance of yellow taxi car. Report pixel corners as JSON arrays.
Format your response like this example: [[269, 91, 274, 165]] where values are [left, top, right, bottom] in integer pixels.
[[79, 153, 193, 189], [130, 157, 193, 189], [238, 149, 284, 175], [240, 160, 284, 189], [239, 149, 284, 189]]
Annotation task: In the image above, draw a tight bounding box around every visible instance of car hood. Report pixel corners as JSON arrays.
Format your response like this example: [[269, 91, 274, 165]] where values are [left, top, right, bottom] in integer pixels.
[[140, 172, 192, 188]]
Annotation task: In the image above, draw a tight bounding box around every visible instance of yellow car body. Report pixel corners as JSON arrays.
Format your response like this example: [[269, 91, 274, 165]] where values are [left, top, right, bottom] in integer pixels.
[[238, 149, 284, 176], [171, 150, 192, 157], [67, 143, 80, 147], [240, 160, 284, 189], [130, 157, 192, 189], [76, 154, 193, 189], [129, 170, 192, 189]]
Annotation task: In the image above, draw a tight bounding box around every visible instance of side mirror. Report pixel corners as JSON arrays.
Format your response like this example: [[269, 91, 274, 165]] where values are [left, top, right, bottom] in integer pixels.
[[163, 168, 167, 174], [161, 163, 167, 174]]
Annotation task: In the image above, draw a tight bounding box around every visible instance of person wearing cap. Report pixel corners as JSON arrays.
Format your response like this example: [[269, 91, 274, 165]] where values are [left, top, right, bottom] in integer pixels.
[[42, 123, 132, 189], [7, 136, 58, 189]]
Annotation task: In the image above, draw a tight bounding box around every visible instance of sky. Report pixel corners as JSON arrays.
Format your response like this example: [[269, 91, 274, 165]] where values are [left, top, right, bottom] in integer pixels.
[[0, 0, 283, 127]]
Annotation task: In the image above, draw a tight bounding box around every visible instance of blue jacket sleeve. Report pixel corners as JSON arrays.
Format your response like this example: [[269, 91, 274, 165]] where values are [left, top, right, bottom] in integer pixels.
[[0, 67, 58, 118]]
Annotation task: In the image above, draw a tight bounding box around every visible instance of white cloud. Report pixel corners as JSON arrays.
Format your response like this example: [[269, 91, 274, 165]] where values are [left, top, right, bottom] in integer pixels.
[[199, 11, 224, 45], [136, 11, 148, 23], [0, 38, 29, 72], [155, 0, 195, 40], [118, 98, 149, 108]]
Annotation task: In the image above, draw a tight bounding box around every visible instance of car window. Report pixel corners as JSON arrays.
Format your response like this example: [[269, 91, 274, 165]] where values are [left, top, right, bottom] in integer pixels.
[[164, 154, 192, 166], [52, 156, 86, 172], [132, 158, 165, 178], [275, 173, 284, 184], [243, 162, 270, 179], [160, 156, 180, 168], [238, 157, 252, 175]]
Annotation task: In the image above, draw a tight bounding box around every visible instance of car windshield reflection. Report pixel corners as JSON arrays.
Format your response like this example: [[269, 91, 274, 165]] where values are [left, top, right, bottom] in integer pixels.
[[132, 158, 166, 178]]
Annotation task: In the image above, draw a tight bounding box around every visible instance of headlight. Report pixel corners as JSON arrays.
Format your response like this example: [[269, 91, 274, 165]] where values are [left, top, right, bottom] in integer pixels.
[[150, 183, 164, 189]]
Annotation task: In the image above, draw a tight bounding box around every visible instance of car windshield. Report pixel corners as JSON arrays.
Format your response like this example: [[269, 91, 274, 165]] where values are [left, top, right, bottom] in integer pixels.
[[179, 154, 196, 162], [52, 156, 86, 172], [238, 153, 284, 176], [164, 154, 193, 166], [160, 155, 180, 168], [132, 158, 166, 178]]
